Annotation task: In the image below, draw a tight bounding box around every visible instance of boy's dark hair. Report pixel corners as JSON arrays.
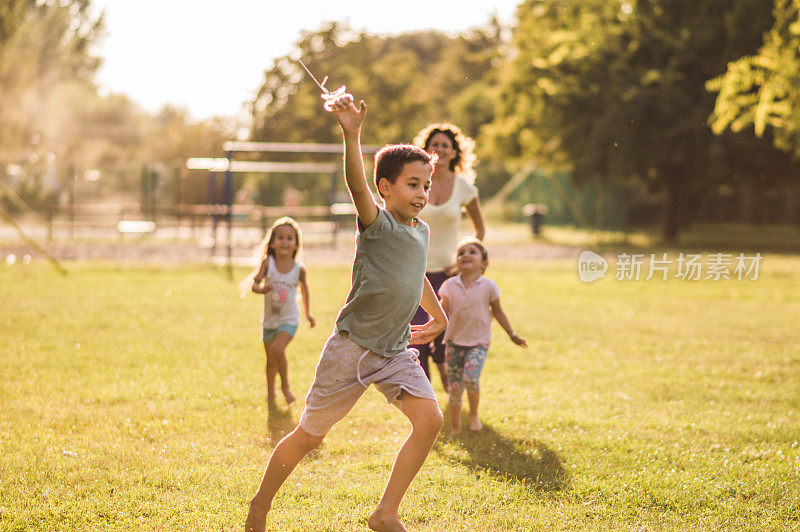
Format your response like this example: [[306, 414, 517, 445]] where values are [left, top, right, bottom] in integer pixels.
[[373, 144, 434, 197]]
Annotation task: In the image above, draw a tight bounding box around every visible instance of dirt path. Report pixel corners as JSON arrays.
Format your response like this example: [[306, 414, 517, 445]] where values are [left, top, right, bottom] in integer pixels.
[[0, 239, 581, 266]]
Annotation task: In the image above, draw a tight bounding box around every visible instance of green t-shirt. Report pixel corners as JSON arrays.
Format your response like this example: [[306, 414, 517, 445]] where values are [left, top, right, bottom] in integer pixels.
[[335, 207, 429, 357]]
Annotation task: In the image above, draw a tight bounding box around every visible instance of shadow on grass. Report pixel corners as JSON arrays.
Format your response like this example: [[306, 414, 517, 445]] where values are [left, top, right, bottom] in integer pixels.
[[265, 404, 326, 460], [267, 403, 296, 446], [434, 423, 568, 492]]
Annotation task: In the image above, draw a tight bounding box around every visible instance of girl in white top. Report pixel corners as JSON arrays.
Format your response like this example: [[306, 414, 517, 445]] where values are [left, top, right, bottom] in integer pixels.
[[439, 237, 527, 434], [411, 123, 487, 392], [242, 217, 315, 405]]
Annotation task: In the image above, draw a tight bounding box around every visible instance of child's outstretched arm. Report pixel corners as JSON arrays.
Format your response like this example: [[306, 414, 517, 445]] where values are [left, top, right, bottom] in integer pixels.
[[490, 297, 528, 347], [410, 277, 448, 345], [326, 94, 378, 227], [298, 265, 315, 328], [251, 259, 271, 294]]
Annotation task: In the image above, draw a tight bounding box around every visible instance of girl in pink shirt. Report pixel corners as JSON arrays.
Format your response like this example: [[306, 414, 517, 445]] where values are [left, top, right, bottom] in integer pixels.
[[438, 238, 528, 434]]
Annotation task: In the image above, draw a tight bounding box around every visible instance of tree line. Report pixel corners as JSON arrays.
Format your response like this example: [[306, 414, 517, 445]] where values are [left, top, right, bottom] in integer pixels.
[[2, 1, 799, 239], [0, 0, 231, 213], [487, 0, 800, 239], [250, 2, 800, 239]]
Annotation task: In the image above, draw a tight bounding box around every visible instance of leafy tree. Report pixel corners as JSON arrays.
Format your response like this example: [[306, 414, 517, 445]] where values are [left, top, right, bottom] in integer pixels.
[[487, 0, 778, 239], [709, 0, 800, 157], [0, 0, 107, 212], [252, 21, 504, 144], [0, 1, 235, 213], [0, 0, 103, 162], [248, 21, 505, 205]]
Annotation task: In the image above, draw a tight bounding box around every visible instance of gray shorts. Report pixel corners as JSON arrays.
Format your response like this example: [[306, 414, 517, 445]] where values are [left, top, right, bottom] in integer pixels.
[[299, 332, 437, 437]]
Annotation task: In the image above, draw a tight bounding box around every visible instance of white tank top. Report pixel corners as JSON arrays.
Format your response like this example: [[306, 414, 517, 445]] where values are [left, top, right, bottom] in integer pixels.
[[262, 256, 301, 328], [419, 175, 478, 272]]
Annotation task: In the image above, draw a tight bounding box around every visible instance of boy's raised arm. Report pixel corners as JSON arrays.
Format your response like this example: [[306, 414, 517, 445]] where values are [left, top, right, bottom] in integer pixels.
[[326, 95, 378, 227]]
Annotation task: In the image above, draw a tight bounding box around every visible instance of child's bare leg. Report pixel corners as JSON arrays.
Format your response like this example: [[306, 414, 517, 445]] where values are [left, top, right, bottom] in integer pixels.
[[449, 401, 462, 435], [264, 342, 277, 404], [466, 389, 481, 431], [368, 393, 443, 532], [271, 331, 296, 404], [245, 426, 324, 532]]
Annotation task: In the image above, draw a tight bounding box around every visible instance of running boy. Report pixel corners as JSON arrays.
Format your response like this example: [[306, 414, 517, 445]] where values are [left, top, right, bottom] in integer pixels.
[[245, 92, 447, 532]]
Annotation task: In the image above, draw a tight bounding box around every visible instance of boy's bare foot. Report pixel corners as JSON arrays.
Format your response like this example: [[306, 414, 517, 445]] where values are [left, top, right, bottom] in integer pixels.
[[469, 416, 482, 431], [368, 507, 407, 532], [244, 497, 270, 532], [282, 385, 297, 405], [451, 425, 461, 436]]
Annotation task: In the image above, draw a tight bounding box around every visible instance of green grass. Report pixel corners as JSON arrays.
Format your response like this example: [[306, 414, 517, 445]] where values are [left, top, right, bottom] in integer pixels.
[[1, 256, 799, 530]]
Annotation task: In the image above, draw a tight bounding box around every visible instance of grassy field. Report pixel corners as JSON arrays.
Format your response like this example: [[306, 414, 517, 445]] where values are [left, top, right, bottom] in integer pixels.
[[1, 254, 799, 531]]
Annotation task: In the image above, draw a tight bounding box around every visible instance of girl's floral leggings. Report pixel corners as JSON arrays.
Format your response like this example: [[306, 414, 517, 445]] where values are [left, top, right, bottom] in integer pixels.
[[445, 342, 488, 406]]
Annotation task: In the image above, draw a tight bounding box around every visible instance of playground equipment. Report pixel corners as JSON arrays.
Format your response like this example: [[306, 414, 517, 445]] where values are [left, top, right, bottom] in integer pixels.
[[186, 141, 380, 276], [484, 164, 629, 232]]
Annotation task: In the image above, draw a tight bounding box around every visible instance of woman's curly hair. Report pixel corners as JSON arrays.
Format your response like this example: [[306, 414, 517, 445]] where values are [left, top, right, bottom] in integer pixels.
[[413, 123, 477, 184]]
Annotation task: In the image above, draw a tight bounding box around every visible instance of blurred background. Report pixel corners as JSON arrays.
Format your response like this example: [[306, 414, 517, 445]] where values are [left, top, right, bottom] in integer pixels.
[[1, 0, 799, 255]]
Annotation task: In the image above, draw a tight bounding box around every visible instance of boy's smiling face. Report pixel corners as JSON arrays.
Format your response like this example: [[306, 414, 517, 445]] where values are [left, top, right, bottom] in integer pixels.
[[379, 160, 432, 225]]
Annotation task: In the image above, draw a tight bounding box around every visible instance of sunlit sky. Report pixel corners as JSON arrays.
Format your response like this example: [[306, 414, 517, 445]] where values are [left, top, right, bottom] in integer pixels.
[[92, 1, 521, 121]]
